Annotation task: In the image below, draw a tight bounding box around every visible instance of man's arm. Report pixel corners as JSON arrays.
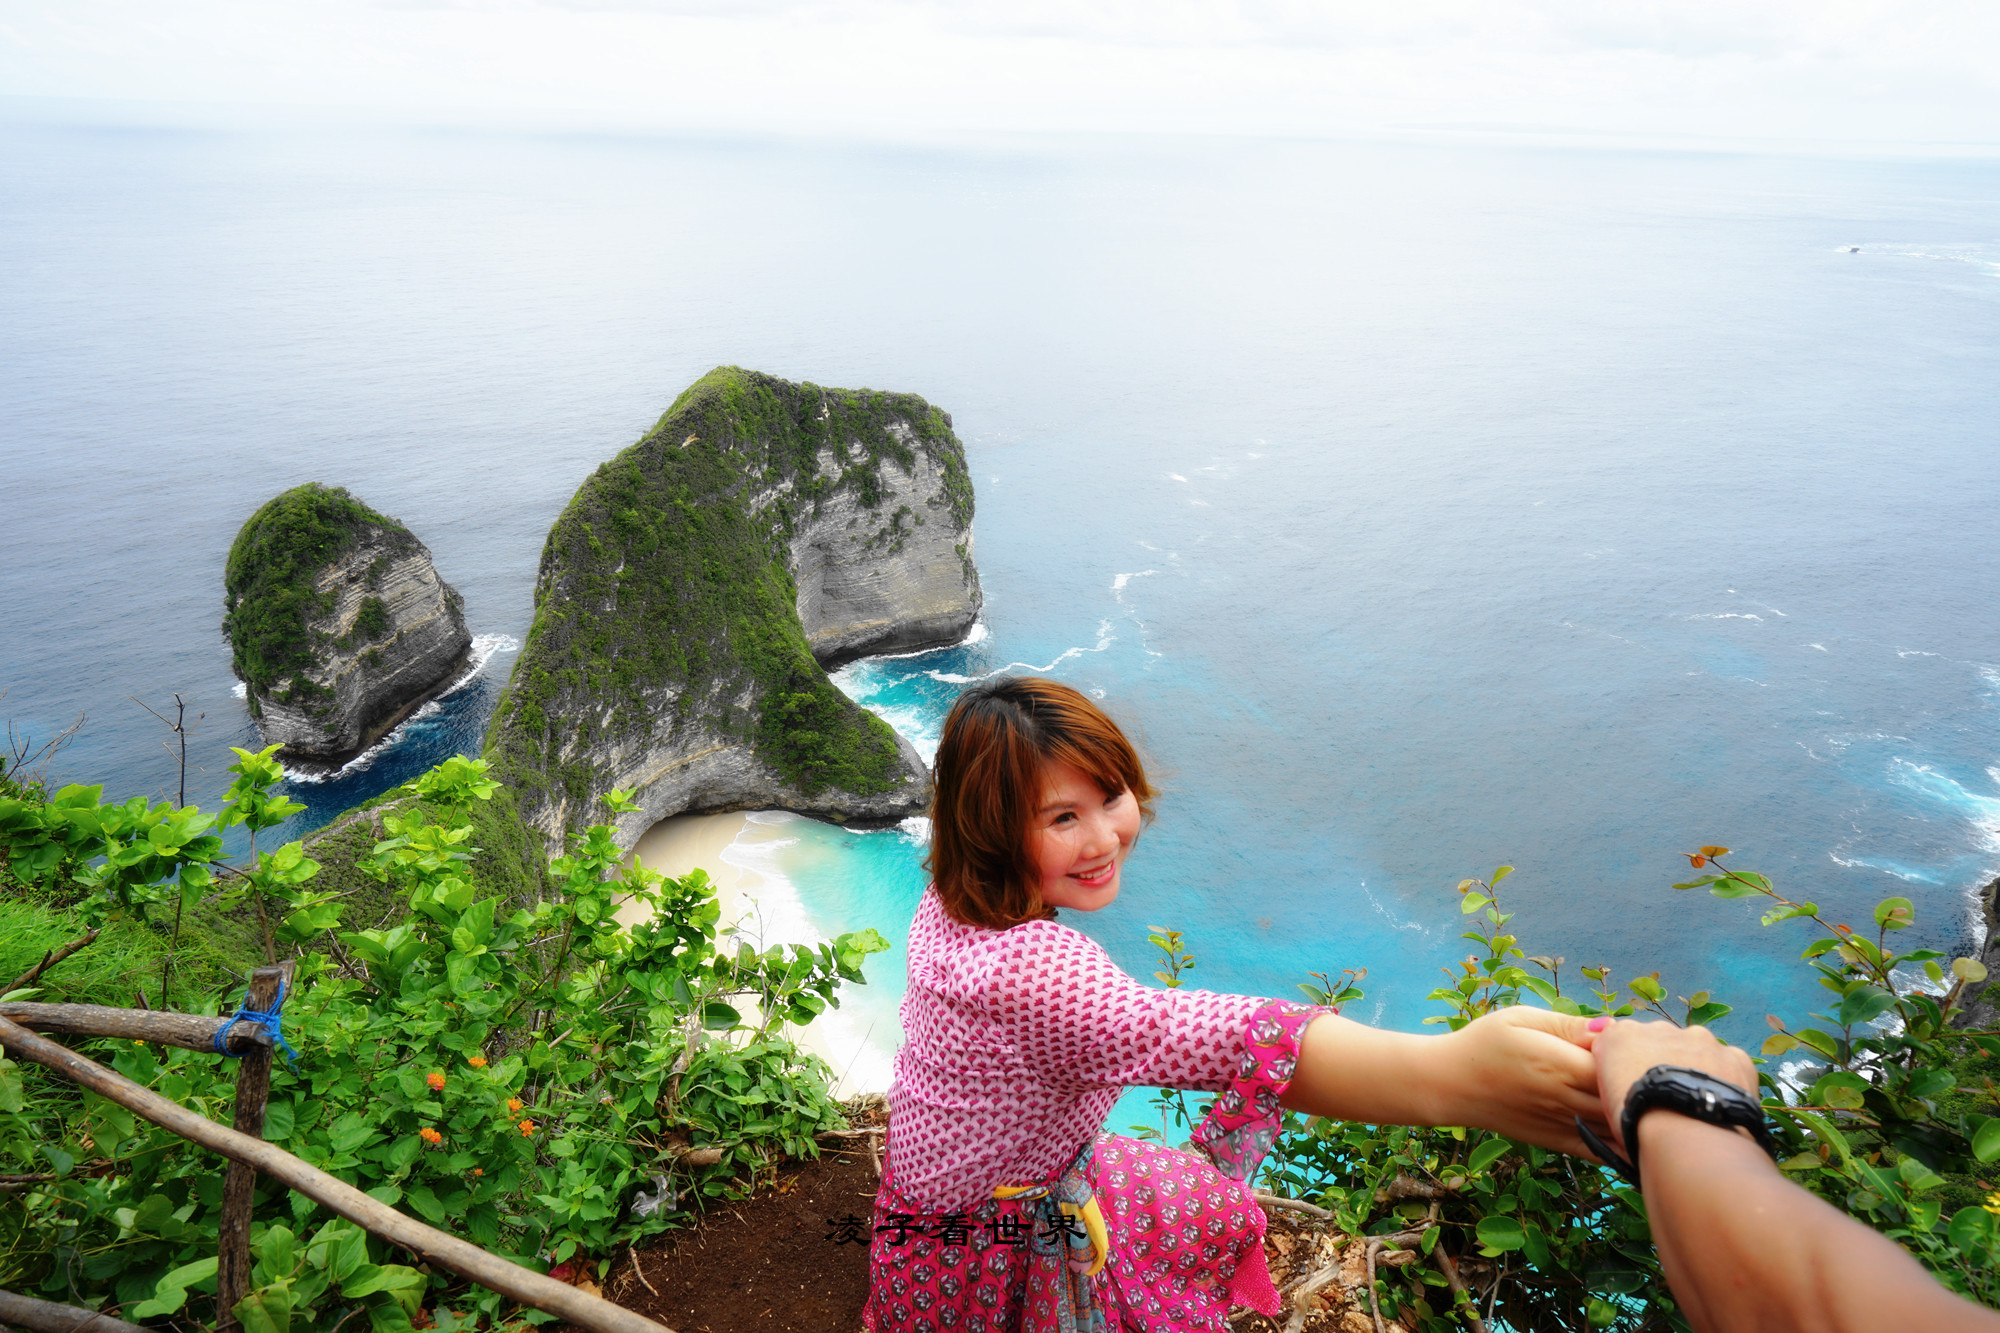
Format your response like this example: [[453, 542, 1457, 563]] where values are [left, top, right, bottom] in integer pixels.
[[1593, 1020, 2000, 1333]]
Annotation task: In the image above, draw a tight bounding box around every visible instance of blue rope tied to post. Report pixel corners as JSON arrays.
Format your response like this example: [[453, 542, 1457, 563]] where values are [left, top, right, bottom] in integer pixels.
[[213, 977, 298, 1065]]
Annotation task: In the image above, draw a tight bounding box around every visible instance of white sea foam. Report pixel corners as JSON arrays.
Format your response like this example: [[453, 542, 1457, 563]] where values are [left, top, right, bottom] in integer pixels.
[[232, 681, 247, 699], [1886, 758, 2000, 852], [1166, 473, 1187, 483], [1685, 612, 1764, 622], [924, 619, 1116, 686], [1808, 643, 1828, 651], [898, 815, 932, 845], [1827, 853, 1943, 885], [1111, 570, 1156, 598]]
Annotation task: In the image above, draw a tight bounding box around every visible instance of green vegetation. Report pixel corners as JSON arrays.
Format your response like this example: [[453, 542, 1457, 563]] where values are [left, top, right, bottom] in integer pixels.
[[485, 367, 975, 833], [224, 484, 417, 704], [302, 778, 553, 926], [1142, 857, 2000, 1330], [337, 596, 390, 651], [0, 750, 886, 1329]]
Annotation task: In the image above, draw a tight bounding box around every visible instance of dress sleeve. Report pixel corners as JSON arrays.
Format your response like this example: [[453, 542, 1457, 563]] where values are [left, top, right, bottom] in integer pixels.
[[977, 920, 1277, 1093]]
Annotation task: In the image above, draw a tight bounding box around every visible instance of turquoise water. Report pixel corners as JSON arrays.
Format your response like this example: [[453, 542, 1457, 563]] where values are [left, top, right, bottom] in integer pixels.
[[4, 112, 1999, 1072]]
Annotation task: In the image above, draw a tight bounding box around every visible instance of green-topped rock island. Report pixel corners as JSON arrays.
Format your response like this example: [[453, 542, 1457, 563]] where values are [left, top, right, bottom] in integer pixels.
[[225, 482, 473, 766], [483, 366, 982, 852]]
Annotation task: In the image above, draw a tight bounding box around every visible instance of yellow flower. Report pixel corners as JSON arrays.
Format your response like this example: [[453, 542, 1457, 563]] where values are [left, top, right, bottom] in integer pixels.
[[1983, 1190, 2000, 1218]]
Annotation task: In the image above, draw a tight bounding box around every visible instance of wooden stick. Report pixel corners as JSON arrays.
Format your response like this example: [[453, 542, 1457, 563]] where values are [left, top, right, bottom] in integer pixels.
[[0, 1016, 674, 1333], [215, 962, 291, 1333], [1254, 1189, 1334, 1220], [0, 1287, 154, 1333], [3, 930, 101, 997], [0, 1003, 269, 1055], [1436, 1250, 1490, 1333]]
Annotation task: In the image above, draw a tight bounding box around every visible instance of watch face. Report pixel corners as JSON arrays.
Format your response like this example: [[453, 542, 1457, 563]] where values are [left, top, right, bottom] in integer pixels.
[[1622, 1065, 1779, 1169]]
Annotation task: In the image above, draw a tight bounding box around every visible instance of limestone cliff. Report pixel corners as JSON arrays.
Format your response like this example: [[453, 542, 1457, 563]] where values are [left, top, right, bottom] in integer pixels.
[[225, 484, 472, 765], [484, 367, 981, 851]]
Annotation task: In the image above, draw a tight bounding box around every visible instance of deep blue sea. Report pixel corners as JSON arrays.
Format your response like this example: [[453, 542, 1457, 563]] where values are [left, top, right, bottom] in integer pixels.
[[4, 109, 1999, 1072]]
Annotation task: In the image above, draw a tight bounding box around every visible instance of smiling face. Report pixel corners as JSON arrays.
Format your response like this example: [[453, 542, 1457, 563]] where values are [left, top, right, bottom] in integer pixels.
[[1030, 760, 1142, 913]]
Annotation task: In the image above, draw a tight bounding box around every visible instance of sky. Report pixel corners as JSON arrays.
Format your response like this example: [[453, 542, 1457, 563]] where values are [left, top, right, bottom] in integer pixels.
[[1, 0, 1997, 151]]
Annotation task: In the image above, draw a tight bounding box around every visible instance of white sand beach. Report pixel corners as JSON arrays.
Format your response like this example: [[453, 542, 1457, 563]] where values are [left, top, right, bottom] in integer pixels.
[[624, 811, 892, 1097]]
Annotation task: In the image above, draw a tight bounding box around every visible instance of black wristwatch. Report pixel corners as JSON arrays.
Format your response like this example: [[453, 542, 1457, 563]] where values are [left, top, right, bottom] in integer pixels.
[[1573, 1064, 1780, 1189]]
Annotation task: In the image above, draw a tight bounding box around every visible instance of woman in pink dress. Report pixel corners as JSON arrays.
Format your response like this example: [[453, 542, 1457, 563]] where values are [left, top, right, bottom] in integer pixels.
[[864, 677, 1607, 1333]]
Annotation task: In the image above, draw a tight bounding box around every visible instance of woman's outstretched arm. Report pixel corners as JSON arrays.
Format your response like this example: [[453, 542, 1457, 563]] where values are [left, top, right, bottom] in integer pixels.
[[1593, 1019, 2000, 1333], [1280, 1007, 1606, 1155]]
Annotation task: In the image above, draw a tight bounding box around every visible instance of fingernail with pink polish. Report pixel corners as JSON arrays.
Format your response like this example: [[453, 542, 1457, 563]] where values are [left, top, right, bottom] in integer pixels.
[[1587, 1016, 1610, 1033]]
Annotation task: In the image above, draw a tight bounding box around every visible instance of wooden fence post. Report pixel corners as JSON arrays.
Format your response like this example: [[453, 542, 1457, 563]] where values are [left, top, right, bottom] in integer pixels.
[[214, 960, 293, 1333]]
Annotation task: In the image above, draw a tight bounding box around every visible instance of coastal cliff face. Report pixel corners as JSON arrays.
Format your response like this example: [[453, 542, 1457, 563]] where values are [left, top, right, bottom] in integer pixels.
[[225, 484, 472, 765], [484, 367, 981, 852]]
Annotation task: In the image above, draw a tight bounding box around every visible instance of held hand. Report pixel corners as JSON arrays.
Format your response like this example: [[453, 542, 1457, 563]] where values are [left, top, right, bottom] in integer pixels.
[[1433, 1007, 1610, 1156], [1590, 1019, 1757, 1153]]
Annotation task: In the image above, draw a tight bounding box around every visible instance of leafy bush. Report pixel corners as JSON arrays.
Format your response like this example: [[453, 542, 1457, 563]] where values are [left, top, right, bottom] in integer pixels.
[[0, 750, 886, 1330], [1150, 858, 2000, 1331]]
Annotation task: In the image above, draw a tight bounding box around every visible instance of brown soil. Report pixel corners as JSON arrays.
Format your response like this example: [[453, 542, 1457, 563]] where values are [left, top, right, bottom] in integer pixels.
[[569, 1117, 1396, 1333]]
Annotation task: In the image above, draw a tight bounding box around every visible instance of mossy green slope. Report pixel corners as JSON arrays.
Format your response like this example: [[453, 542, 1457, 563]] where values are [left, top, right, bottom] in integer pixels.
[[484, 366, 974, 844], [224, 483, 419, 710]]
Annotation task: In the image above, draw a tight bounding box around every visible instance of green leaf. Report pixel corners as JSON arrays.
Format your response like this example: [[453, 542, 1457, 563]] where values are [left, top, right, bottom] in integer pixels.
[[1475, 1215, 1525, 1252], [130, 1257, 220, 1318], [1811, 1071, 1868, 1111], [1518, 976, 1560, 1006], [1873, 897, 1916, 931], [1760, 902, 1818, 926], [1628, 975, 1665, 1004], [1950, 1206, 1997, 1254], [1778, 1152, 1821, 1171], [233, 1284, 294, 1333], [1685, 1001, 1732, 1027], [1709, 878, 1762, 900], [1761, 1033, 1797, 1056], [1836, 986, 1897, 1028], [1972, 1118, 2000, 1165], [405, 1184, 446, 1224], [1467, 1138, 1512, 1174], [1490, 865, 1513, 886], [1793, 1028, 1840, 1060]]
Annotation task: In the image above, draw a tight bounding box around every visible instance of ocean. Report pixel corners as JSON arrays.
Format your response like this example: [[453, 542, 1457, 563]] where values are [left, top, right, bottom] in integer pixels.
[[4, 109, 1998, 1077]]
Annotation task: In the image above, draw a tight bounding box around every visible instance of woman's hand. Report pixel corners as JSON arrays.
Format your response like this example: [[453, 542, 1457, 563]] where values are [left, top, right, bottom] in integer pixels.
[[1282, 1008, 1610, 1156], [1426, 1007, 1610, 1155], [1589, 1019, 1757, 1152]]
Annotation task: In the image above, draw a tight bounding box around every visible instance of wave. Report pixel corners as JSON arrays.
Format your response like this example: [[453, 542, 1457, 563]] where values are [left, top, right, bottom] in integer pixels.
[[1111, 570, 1156, 598], [1827, 854, 1944, 886], [1885, 758, 2000, 852], [924, 619, 1117, 685]]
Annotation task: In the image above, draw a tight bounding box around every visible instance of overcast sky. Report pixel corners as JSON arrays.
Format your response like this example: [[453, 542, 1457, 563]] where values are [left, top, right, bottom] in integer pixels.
[[2, 1, 1996, 150]]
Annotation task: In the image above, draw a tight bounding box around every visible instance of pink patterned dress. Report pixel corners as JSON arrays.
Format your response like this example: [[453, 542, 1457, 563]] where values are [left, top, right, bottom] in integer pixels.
[[864, 889, 1322, 1333]]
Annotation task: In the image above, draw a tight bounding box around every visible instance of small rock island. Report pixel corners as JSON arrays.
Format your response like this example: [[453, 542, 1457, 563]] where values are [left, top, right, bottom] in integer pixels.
[[225, 483, 472, 765], [484, 366, 982, 851]]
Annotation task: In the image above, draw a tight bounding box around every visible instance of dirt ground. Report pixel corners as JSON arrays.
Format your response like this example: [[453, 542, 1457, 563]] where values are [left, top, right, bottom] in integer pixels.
[[594, 1138, 882, 1333], [557, 1104, 1395, 1333]]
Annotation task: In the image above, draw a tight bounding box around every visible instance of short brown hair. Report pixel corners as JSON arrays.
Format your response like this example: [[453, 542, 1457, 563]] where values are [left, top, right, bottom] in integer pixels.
[[927, 677, 1155, 930]]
